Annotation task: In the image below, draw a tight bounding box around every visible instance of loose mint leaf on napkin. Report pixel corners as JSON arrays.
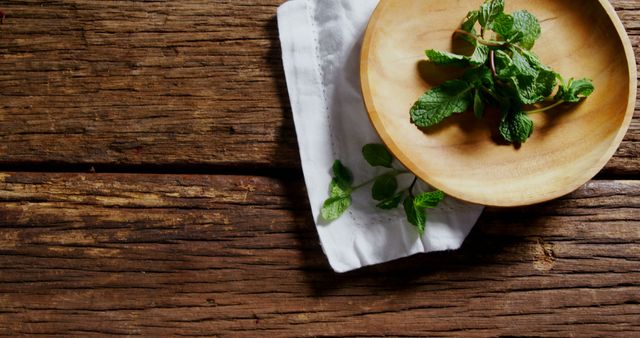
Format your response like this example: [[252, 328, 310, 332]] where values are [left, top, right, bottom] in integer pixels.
[[332, 160, 353, 187], [414, 190, 445, 208], [321, 160, 354, 221], [411, 79, 473, 128], [372, 174, 398, 201], [511, 10, 541, 49], [426, 49, 468, 66], [376, 192, 404, 210], [404, 196, 427, 235], [479, 0, 505, 28], [362, 144, 393, 168], [555, 78, 595, 103], [499, 110, 534, 143], [329, 178, 350, 198], [321, 195, 352, 221], [403, 191, 444, 235]]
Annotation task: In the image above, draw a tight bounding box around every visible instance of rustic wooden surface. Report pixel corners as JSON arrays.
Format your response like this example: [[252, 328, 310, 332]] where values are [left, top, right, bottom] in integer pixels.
[[0, 0, 638, 336]]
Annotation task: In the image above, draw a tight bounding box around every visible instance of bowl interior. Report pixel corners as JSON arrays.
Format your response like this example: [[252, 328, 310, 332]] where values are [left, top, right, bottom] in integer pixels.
[[361, 0, 636, 206]]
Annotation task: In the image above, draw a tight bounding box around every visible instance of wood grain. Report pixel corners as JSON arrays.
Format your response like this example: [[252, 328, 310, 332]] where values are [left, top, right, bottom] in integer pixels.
[[0, 0, 637, 176], [0, 172, 638, 336], [0, 1, 639, 336]]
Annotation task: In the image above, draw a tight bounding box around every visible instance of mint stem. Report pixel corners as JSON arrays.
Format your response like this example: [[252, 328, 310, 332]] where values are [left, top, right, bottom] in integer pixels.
[[526, 100, 565, 114], [351, 169, 408, 191], [489, 50, 497, 77], [454, 29, 505, 47], [408, 176, 418, 198]]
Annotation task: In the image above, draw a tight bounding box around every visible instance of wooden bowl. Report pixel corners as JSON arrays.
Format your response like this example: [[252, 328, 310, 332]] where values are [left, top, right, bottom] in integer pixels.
[[360, 0, 637, 207]]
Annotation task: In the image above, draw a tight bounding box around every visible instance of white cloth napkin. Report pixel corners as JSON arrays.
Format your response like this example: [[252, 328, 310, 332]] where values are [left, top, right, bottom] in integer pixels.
[[277, 0, 484, 273]]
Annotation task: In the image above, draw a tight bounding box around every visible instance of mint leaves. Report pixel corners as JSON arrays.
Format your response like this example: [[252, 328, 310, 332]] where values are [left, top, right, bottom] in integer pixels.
[[372, 174, 398, 201], [510, 11, 541, 49], [499, 110, 534, 143], [321, 161, 353, 221], [320, 144, 445, 235], [413, 0, 594, 145], [405, 190, 446, 234], [362, 143, 393, 168], [555, 78, 595, 103], [411, 80, 473, 127], [426, 46, 489, 67], [426, 49, 468, 66], [479, 0, 504, 28]]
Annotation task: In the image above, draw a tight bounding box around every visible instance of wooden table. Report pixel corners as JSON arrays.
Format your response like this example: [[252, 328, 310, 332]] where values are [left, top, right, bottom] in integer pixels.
[[0, 1, 638, 336]]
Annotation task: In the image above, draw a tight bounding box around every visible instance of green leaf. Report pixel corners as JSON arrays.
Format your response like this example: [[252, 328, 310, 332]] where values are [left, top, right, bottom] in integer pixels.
[[511, 76, 539, 105], [492, 13, 514, 37], [404, 197, 426, 235], [426, 46, 488, 67], [463, 66, 494, 89], [499, 110, 534, 143], [494, 48, 556, 105], [534, 68, 558, 98], [491, 84, 515, 111], [511, 10, 541, 49], [479, 0, 505, 28], [511, 69, 557, 105], [461, 10, 479, 32], [372, 175, 398, 201], [362, 144, 393, 168], [329, 178, 350, 198], [496, 48, 537, 80], [493, 49, 512, 79], [555, 78, 595, 103], [492, 12, 539, 49], [321, 196, 351, 221], [473, 89, 485, 118], [468, 45, 490, 66], [520, 49, 548, 71], [496, 62, 548, 105], [332, 160, 353, 186], [511, 48, 538, 78], [376, 192, 404, 210], [460, 10, 480, 46], [414, 190, 445, 208], [425, 49, 468, 66], [410, 80, 473, 128]]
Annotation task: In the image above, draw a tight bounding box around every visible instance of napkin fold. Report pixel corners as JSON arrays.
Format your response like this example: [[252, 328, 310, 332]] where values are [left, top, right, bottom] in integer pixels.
[[277, 0, 484, 273]]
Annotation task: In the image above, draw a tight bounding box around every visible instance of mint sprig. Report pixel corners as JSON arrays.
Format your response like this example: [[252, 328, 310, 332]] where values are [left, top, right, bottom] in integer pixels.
[[320, 144, 444, 235], [412, 0, 595, 145], [321, 161, 353, 221]]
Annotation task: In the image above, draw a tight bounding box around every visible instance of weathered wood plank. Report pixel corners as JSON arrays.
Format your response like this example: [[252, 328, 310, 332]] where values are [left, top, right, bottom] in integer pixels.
[[0, 172, 638, 336], [0, 0, 638, 175]]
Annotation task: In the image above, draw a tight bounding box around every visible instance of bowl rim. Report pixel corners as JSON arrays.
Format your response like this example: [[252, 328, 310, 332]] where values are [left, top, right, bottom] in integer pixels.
[[360, 0, 638, 207]]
